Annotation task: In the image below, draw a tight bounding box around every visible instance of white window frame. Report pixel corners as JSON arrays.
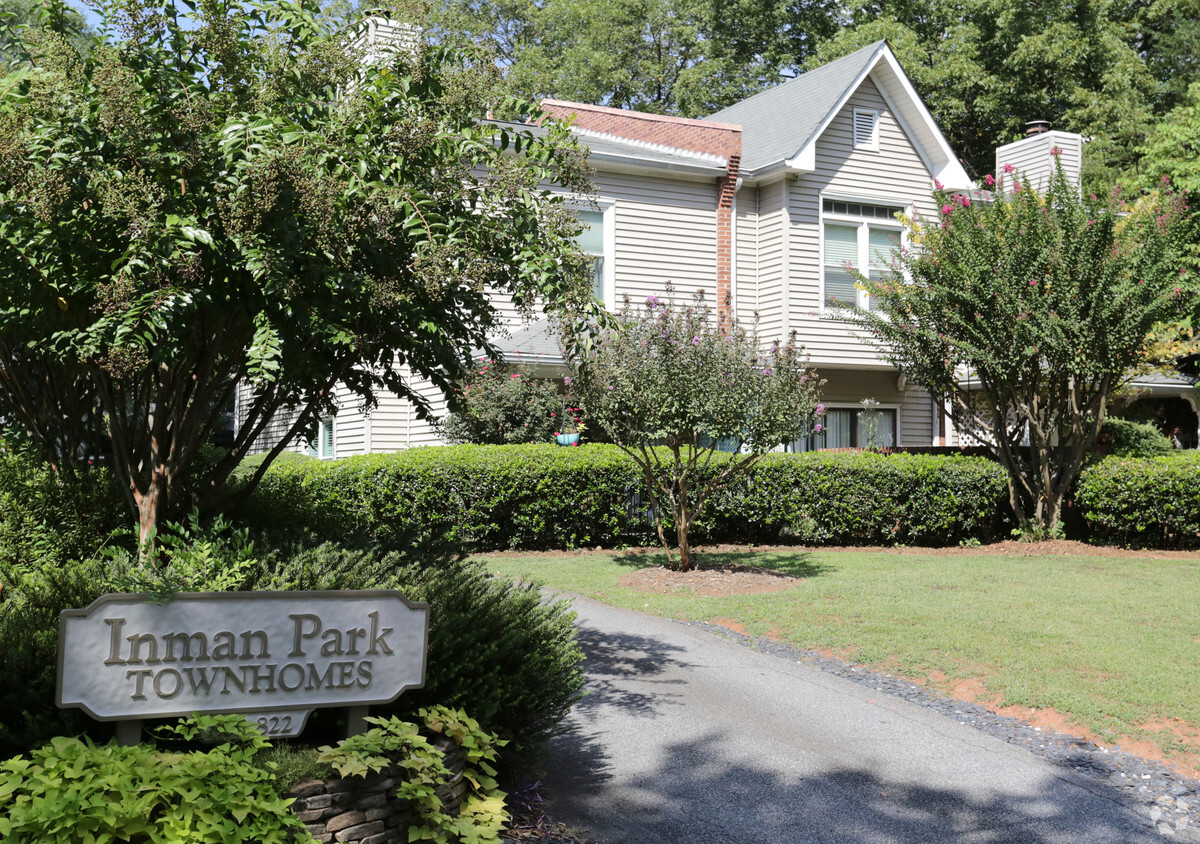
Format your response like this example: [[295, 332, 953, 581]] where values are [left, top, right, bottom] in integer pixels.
[[306, 415, 335, 459], [572, 201, 616, 308], [853, 108, 880, 152], [819, 194, 907, 315], [790, 402, 903, 451]]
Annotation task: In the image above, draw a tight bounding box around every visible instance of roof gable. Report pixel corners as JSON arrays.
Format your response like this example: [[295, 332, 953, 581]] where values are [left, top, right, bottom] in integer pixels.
[[706, 42, 971, 189]]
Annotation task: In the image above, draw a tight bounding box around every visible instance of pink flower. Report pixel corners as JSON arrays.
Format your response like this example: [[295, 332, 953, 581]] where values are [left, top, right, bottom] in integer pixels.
[[941, 204, 953, 215], [934, 178, 945, 191], [1003, 163, 1015, 174], [984, 174, 995, 186], [1029, 280, 1037, 286], [815, 403, 825, 415], [814, 424, 823, 434], [511, 373, 520, 378], [646, 295, 660, 308], [1051, 146, 1062, 157], [692, 336, 700, 345]]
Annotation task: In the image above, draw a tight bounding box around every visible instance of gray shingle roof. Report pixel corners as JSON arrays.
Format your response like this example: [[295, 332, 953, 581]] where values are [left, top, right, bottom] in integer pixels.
[[706, 41, 886, 173]]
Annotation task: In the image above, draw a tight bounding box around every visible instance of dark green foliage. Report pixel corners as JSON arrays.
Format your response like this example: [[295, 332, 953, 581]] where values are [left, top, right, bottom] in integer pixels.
[[244, 444, 1012, 549], [0, 715, 311, 843], [0, 452, 129, 758], [250, 538, 585, 774], [1099, 418, 1174, 457], [441, 361, 566, 445], [714, 452, 1012, 546], [1076, 453, 1200, 548], [243, 445, 648, 550]]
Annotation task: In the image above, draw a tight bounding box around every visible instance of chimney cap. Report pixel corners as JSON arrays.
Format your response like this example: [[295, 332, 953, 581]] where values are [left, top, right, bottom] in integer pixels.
[[1025, 120, 1052, 135]]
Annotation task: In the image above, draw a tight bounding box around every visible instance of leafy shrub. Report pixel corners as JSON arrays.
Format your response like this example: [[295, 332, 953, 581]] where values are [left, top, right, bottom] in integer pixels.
[[251, 539, 585, 773], [712, 451, 1012, 545], [0, 450, 127, 569], [242, 445, 649, 549], [441, 360, 565, 445], [1099, 418, 1174, 457], [1077, 452, 1200, 547], [243, 444, 1011, 550], [0, 715, 308, 843]]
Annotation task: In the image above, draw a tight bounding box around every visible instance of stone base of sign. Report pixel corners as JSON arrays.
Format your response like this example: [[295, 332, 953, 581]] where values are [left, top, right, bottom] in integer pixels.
[[288, 736, 469, 844]]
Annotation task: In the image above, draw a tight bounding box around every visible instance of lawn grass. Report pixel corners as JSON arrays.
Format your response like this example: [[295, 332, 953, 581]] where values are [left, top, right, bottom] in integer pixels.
[[477, 547, 1200, 766]]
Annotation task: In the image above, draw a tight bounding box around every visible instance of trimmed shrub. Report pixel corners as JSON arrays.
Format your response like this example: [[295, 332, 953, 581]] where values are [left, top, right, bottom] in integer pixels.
[[713, 451, 1012, 546], [242, 445, 1012, 549], [242, 445, 650, 549], [1099, 418, 1174, 457], [1077, 452, 1200, 547], [440, 361, 567, 445]]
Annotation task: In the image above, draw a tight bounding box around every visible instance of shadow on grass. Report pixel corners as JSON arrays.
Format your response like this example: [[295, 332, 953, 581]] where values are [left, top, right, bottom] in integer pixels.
[[604, 547, 834, 580]]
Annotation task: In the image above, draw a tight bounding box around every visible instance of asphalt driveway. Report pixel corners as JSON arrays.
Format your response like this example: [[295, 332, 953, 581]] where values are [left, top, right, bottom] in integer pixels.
[[542, 595, 1185, 844]]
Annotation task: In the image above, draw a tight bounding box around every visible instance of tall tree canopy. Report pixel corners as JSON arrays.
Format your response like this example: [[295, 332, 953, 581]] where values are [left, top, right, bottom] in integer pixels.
[[0, 0, 596, 546], [437, 0, 1197, 189]]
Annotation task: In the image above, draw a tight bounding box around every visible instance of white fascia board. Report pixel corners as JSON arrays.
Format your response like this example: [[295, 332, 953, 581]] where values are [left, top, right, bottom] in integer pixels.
[[587, 151, 726, 181], [872, 50, 972, 189], [782, 45, 972, 190]]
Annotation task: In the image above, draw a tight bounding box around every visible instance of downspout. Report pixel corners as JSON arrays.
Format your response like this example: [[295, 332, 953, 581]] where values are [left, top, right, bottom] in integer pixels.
[[731, 177, 743, 321]]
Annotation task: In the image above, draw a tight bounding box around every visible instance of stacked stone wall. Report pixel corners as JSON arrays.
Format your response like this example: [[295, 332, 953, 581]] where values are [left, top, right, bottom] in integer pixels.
[[287, 737, 466, 844]]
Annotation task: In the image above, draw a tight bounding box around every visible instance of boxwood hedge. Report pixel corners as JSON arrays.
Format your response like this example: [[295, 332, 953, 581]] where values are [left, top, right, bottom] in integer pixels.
[[242, 445, 1012, 548], [1076, 452, 1200, 548]]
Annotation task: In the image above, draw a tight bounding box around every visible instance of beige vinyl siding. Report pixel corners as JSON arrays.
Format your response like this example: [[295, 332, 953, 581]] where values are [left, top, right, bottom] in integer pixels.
[[330, 384, 367, 458], [787, 77, 939, 368], [755, 180, 787, 339], [995, 131, 1082, 193], [591, 172, 719, 306], [734, 185, 758, 321]]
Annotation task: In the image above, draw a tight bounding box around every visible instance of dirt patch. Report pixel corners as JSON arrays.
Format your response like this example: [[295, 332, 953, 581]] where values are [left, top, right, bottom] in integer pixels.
[[925, 672, 1200, 780], [478, 540, 1199, 564], [618, 562, 803, 597]]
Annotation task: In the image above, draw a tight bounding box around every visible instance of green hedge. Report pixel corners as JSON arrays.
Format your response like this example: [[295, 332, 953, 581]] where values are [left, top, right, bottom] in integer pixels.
[[243, 445, 1012, 548], [1077, 452, 1200, 547]]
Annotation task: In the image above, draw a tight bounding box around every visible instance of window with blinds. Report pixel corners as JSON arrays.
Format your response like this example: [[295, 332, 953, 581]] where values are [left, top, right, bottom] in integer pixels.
[[576, 209, 605, 301], [822, 199, 904, 310]]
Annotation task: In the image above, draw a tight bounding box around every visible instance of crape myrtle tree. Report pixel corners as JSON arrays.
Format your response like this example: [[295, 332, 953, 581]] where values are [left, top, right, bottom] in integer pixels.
[[569, 288, 825, 571], [0, 0, 597, 549], [843, 165, 1195, 536]]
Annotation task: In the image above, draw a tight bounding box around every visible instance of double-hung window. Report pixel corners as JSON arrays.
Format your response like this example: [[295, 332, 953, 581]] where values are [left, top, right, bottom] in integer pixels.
[[575, 209, 606, 302], [821, 199, 904, 310]]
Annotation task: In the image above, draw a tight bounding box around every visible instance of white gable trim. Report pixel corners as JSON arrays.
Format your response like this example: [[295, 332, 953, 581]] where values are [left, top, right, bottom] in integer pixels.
[[783, 45, 972, 190]]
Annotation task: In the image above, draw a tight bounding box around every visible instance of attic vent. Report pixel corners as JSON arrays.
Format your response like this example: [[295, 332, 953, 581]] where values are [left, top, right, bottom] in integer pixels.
[[853, 109, 879, 151]]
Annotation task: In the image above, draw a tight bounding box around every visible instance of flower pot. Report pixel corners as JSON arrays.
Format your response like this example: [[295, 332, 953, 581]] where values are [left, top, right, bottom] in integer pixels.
[[555, 433, 580, 446]]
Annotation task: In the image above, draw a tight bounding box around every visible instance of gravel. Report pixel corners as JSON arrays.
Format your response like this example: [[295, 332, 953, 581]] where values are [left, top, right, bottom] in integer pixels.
[[682, 618, 1200, 839]]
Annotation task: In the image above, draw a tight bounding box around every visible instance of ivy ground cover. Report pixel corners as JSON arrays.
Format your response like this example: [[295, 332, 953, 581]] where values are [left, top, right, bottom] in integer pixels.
[[480, 545, 1200, 772]]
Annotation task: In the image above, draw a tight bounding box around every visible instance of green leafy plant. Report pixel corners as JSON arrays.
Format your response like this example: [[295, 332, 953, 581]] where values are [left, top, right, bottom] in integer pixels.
[[568, 287, 826, 570], [441, 361, 565, 445], [108, 510, 257, 603], [316, 707, 508, 844], [1098, 418, 1174, 457], [1077, 452, 1200, 547], [0, 715, 310, 843]]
